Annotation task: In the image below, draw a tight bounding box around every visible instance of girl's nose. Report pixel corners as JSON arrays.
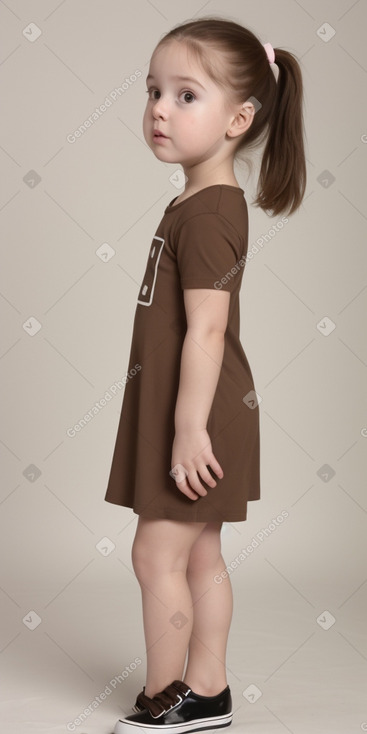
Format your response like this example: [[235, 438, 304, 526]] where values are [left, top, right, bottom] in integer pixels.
[[152, 98, 168, 120]]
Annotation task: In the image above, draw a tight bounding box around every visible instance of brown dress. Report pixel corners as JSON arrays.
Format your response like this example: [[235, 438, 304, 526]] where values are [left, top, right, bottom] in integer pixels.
[[104, 185, 260, 522]]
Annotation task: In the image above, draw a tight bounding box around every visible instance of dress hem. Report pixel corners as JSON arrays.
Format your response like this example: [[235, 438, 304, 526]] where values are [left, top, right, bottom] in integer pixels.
[[104, 495, 260, 522]]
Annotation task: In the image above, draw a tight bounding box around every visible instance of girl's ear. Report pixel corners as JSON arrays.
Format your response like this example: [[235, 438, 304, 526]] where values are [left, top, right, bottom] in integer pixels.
[[227, 100, 256, 139]]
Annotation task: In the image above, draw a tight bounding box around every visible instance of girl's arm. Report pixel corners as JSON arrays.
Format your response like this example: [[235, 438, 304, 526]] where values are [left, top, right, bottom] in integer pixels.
[[171, 288, 230, 501]]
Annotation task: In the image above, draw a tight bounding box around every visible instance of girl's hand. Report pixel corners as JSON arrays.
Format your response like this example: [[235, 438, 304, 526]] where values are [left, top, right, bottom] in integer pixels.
[[171, 429, 224, 500]]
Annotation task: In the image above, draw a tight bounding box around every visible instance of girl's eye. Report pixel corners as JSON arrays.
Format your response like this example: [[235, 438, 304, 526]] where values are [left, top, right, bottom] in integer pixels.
[[145, 89, 160, 100], [180, 91, 195, 103], [145, 89, 156, 99]]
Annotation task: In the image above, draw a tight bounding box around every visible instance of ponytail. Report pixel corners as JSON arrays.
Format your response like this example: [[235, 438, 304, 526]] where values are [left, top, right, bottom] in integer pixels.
[[255, 49, 307, 217]]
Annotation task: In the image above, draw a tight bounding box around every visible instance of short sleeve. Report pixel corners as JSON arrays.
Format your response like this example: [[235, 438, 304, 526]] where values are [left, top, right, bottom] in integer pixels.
[[176, 213, 245, 292]]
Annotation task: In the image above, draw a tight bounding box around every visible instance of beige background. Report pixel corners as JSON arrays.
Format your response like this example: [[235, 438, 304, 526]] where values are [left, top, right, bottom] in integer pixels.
[[0, 0, 366, 732]]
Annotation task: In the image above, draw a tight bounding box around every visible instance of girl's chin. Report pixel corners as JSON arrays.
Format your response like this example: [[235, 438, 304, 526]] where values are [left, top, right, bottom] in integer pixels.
[[152, 147, 179, 162]]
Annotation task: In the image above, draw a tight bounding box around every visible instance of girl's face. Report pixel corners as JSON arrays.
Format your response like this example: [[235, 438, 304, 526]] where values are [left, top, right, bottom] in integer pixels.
[[143, 41, 237, 167]]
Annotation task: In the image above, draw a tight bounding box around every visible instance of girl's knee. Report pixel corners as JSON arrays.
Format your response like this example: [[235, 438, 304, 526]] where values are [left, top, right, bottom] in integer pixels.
[[131, 537, 159, 582], [131, 535, 188, 583], [131, 517, 207, 582], [187, 522, 222, 575]]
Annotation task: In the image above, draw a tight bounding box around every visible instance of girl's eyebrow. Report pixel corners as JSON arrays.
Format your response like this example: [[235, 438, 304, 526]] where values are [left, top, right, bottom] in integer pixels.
[[146, 74, 206, 90]]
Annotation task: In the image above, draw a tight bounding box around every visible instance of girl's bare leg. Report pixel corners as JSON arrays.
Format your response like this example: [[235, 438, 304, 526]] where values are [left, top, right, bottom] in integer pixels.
[[131, 516, 206, 698], [183, 521, 233, 696]]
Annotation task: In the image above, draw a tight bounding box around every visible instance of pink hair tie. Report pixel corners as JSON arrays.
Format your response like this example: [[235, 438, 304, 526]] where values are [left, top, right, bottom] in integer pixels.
[[263, 43, 275, 64]]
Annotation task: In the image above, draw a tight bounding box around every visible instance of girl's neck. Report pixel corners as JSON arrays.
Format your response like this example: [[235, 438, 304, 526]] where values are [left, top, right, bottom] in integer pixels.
[[179, 151, 241, 192], [176, 174, 240, 204]]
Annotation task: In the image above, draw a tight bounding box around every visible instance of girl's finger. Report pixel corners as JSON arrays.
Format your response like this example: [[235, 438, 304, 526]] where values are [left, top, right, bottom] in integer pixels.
[[209, 454, 224, 480], [198, 464, 217, 488], [186, 470, 208, 496], [175, 478, 199, 501]]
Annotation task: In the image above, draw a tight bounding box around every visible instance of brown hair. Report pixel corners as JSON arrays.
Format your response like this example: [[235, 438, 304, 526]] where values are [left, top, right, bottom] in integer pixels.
[[153, 17, 307, 217]]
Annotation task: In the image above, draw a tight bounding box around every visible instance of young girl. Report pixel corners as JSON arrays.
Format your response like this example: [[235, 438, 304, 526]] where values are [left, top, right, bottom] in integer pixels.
[[104, 16, 306, 734]]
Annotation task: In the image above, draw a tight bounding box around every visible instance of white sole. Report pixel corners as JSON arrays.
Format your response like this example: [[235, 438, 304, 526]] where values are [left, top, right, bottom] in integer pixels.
[[114, 711, 233, 733]]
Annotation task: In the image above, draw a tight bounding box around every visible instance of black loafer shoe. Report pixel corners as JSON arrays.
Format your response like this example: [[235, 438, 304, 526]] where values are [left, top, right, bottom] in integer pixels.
[[114, 679, 232, 733]]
